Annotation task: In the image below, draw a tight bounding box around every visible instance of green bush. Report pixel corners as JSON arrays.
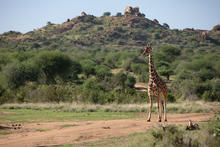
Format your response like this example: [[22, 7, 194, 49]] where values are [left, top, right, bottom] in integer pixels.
[[35, 51, 81, 84], [202, 90, 219, 102], [103, 12, 111, 16], [125, 75, 136, 88], [82, 60, 96, 78], [0, 84, 8, 104], [37, 85, 73, 103], [83, 78, 104, 91], [95, 65, 112, 80], [167, 93, 176, 103], [116, 12, 122, 17], [5, 61, 39, 88]]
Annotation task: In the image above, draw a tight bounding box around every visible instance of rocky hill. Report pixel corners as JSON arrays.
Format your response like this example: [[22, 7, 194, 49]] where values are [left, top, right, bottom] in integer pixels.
[[0, 6, 219, 52]]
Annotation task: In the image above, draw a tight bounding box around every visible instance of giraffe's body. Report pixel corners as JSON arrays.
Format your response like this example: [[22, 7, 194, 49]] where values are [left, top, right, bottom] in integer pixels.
[[142, 44, 167, 122]]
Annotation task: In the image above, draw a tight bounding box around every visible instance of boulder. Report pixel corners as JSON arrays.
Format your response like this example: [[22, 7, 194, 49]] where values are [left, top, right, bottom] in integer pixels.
[[212, 24, 220, 31], [81, 12, 87, 17], [153, 19, 159, 24], [133, 7, 139, 14], [124, 6, 142, 17], [124, 6, 133, 15], [201, 31, 208, 40]]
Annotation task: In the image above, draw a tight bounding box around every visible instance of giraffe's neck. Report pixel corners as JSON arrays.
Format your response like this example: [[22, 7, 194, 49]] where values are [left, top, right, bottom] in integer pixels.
[[148, 53, 158, 79]]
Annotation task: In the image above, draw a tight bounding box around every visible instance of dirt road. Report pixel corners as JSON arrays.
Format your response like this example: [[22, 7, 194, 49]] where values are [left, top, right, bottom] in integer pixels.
[[0, 113, 214, 147]]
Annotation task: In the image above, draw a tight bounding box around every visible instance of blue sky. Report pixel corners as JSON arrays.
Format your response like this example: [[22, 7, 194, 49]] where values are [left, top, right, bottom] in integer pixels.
[[0, 0, 219, 34]]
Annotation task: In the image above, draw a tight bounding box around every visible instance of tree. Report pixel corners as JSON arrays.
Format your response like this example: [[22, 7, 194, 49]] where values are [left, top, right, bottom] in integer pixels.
[[81, 60, 96, 78], [83, 65, 95, 78], [114, 73, 127, 89], [35, 51, 81, 84], [95, 65, 111, 80], [5, 61, 39, 88], [47, 21, 54, 25], [154, 45, 181, 80], [158, 45, 181, 62], [103, 12, 111, 16], [158, 66, 173, 80], [116, 12, 122, 17]]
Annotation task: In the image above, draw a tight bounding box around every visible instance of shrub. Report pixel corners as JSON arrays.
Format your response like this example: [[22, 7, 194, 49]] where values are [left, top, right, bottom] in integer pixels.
[[125, 75, 136, 88], [0, 84, 9, 104], [103, 12, 111, 16], [81, 15, 96, 23], [34, 51, 81, 84], [0, 53, 11, 71], [82, 61, 96, 78], [202, 90, 219, 102], [114, 73, 127, 89], [116, 12, 122, 17], [5, 61, 39, 88], [47, 21, 54, 25], [37, 85, 73, 103], [167, 93, 176, 103], [158, 66, 173, 80], [83, 78, 104, 91], [95, 65, 112, 80]]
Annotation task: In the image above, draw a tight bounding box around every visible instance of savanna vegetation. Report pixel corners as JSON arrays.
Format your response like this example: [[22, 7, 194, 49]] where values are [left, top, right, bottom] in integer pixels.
[[0, 10, 219, 105], [70, 116, 220, 147]]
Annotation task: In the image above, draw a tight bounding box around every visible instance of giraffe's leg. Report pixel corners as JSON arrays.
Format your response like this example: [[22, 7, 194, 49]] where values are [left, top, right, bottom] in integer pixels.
[[147, 94, 153, 122], [164, 100, 167, 122], [157, 96, 161, 122], [163, 91, 167, 122]]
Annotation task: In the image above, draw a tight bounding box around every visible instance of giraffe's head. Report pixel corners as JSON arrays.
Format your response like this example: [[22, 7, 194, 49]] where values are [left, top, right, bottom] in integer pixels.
[[142, 43, 152, 55]]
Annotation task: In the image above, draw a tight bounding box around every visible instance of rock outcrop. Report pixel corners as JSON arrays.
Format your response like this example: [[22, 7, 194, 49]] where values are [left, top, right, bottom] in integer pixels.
[[153, 19, 159, 24], [124, 6, 144, 17], [201, 31, 208, 40], [81, 12, 87, 17], [212, 24, 220, 31]]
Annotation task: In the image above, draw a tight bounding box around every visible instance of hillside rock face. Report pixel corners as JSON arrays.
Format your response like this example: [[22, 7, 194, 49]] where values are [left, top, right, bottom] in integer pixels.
[[124, 6, 143, 17], [201, 31, 208, 40], [212, 24, 220, 31]]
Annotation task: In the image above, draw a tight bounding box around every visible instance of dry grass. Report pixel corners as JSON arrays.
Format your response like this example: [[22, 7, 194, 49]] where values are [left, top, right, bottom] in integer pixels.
[[0, 101, 212, 113]]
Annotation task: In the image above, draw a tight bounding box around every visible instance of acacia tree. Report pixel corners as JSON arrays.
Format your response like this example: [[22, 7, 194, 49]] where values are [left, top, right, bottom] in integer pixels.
[[35, 51, 81, 84], [158, 66, 173, 80], [81, 60, 96, 78], [154, 45, 181, 80]]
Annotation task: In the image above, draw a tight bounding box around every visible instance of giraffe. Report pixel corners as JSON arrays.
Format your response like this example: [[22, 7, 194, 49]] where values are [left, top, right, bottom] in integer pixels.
[[142, 43, 167, 122]]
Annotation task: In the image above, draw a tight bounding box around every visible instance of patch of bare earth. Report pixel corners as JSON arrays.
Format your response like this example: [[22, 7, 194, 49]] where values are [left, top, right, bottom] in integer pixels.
[[0, 113, 214, 147], [135, 82, 147, 92]]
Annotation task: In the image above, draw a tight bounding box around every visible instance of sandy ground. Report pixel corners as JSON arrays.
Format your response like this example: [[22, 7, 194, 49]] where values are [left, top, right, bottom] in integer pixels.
[[0, 112, 215, 147]]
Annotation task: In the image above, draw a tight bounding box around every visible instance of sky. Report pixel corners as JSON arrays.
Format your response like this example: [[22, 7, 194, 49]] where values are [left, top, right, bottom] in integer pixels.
[[0, 0, 219, 34]]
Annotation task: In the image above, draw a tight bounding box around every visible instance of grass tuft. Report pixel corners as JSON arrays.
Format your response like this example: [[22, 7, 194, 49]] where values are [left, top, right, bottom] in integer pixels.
[[60, 124, 79, 129], [36, 128, 50, 132], [0, 131, 12, 135]]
